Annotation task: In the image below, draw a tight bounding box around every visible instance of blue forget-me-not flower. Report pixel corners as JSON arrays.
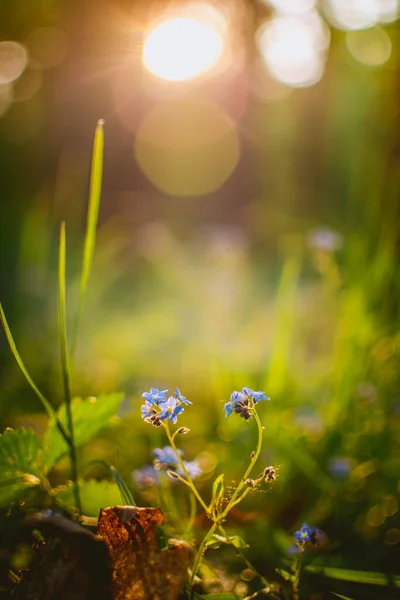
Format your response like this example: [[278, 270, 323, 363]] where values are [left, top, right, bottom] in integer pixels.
[[142, 388, 168, 404], [224, 387, 270, 419], [160, 396, 184, 424]]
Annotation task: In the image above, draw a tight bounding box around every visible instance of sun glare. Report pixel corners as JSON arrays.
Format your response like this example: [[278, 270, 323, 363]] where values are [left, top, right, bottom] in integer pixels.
[[142, 16, 224, 81]]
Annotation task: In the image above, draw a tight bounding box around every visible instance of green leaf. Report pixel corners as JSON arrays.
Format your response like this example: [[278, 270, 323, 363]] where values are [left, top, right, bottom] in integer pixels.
[[276, 567, 294, 582], [182, 587, 238, 600], [0, 428, 43, 506], [44, 392, 124, 469], [203, 592, 239, 600], [211, 534, 249, 549], [56, 479, 123, 516], [209, 474, 224, 514], [71, 119, 104, 361], [182, 586, 204, 600], [332, 594, 356, 600], [306, 565, 400, 587]]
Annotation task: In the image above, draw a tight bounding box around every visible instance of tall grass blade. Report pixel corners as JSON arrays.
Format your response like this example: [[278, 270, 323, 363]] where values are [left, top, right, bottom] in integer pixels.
[[306, 565, 400, 587], [71, 119, 104, 362], [58, 222, 81, 513], [0, 304, 57, 420]]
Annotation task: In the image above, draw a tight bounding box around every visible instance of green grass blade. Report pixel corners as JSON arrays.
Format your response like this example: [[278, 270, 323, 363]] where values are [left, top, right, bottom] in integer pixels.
[[306, 565, 400, 587], [90, 460, 136, 506], [58, 222, 72, 411], [71, 119, 104, 362], [0, 303, 56, 420], [58, 222, 81, 513]]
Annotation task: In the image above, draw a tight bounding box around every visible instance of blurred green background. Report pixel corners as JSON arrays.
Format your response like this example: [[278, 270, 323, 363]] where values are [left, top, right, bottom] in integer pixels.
[[1, 0, 400, 597]]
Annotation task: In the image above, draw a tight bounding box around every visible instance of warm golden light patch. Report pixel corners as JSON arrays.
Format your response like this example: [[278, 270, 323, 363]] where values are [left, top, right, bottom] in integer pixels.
[[142, 16, 224, 81], [134, 97, 240, 196]]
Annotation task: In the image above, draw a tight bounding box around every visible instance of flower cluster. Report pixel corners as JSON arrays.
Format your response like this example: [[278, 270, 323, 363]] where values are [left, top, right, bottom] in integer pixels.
[[224, 387, 270, 419], [132, 445, 202, 489], [141, 387, 191, 426]]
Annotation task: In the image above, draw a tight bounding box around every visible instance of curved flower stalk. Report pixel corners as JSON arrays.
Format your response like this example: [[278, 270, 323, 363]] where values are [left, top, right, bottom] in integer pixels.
[[139, 385, 274, 586]]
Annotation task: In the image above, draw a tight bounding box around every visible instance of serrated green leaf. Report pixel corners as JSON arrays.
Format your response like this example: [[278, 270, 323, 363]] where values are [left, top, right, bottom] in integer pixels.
[[306, 565, 400, 587], [56, 479, 123, 516], [44, 392, 124, 469], [0, 428, 43, 506]]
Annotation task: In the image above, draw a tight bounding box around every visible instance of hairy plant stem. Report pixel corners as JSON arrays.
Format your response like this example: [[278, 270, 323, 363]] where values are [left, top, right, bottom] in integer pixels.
[[164, 422, 209, 513], [189, 521, 219, 585], [167, 409, 264, 585], [220, 410, 263, 519], [293, 551, 303, 600]]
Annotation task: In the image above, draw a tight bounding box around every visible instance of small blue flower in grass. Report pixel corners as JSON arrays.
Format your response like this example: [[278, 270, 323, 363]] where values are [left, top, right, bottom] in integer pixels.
[[224, 401, 234, 418], [224, 388, 270, 419], [141, 401, 155, 419], [132, 466, 159, 488], [175, 388, 192, 405], [152, 446, 182, 468], [223, 391, 243, 417], [142, 388, 168, 405], [178, 460, 202, 480], [160, 396, 184, 424], [224, 391, 243, 418], [242, 387, 270, 403], [250, 390, 270, 403], [294, 523, 316, 545]]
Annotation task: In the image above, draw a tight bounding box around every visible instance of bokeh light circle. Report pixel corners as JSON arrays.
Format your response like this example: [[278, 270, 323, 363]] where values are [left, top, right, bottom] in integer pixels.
[[324, 0, 381, 30], [256, 14, 329, 88], [346, 26, 392, 66], [134, 98, 240, 196], [25, 27, 68, 69], [267, 0, 317, 15], [0, 41, 28, 85], [142, 17, 224, 81]]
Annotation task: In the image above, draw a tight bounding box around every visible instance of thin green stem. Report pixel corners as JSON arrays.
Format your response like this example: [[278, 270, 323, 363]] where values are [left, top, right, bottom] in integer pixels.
[[159, 472, 182, 533], [221, 410, 263, 519], [186, 491, 197, 535], [58, 222, 81, 514], [189, 521, 219, 585], [293, 550, 303, 600], [218, 524, 269, 588], [163, 422, 209, 513], [166, 410, 264, 584], [0, 303, 70, 442]]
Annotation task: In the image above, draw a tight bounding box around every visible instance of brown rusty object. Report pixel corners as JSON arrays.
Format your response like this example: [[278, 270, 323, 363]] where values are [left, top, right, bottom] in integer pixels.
[[98, 506, 192, 600]]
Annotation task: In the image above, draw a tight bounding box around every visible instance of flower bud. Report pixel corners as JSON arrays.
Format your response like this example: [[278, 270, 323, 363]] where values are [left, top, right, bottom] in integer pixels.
[[177, 427, 190, 435]]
